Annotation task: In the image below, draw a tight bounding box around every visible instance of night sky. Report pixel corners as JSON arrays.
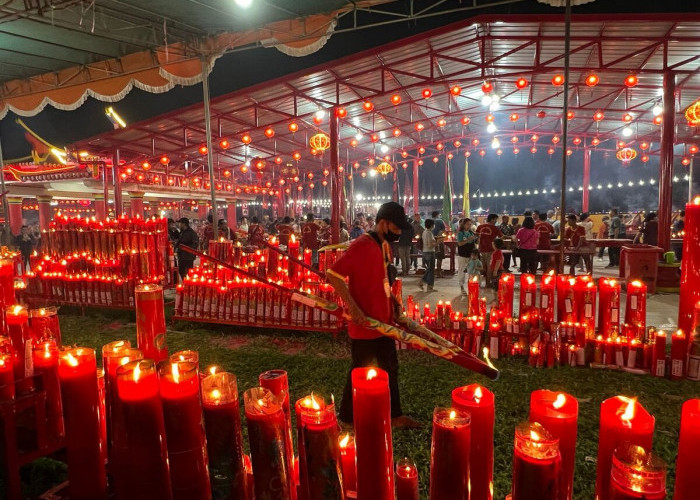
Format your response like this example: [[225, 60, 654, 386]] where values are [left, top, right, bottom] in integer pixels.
[[0, 0, 696, 213]]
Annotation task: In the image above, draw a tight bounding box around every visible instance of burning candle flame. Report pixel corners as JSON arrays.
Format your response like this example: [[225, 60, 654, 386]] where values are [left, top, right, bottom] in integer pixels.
[[553, 393, 567, 409], [449, 410, 457, 420], [211, 389, 221, 401], [39, 308, 47, 316], [474, 386, 483, 403], [619, 396, 637, 424], [65, 352, 79, 367], [367, 368, 378, 380], [339, 433, 351, 448], [530, 430, 541, 441], [209, 366, 217, 376], [119, 355, 131, 366], [171, 363, 180, 383], [11, 305, 23, 315], [133, 362, 142, 381]]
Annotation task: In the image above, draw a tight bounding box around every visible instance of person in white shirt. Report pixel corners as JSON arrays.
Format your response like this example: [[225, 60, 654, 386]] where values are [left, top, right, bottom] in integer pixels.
[[419, 219, 437, 291]]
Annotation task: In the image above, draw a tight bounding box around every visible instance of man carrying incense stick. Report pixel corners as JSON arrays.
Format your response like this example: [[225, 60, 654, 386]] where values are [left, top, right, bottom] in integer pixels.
[[327, 201, 421, 429]]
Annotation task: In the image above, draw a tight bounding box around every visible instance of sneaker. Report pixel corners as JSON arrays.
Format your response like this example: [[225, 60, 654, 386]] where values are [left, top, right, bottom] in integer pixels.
[[427, 286, 437, 292], [418, 281, 424, 291]]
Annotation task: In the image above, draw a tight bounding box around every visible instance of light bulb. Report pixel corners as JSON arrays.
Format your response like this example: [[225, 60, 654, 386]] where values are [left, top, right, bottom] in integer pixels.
[[622, 127, 633, 137], [652, 105, 663, 116], [486, 123, 497, 133]]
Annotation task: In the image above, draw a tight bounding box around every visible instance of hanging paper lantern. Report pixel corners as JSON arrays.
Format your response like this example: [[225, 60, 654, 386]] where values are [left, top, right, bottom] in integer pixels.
[[552, 136, 560, 144], [293, 151, 302, 161], [219, 139, 230, 149], [160, 155, 170, 165], [511, 136, 519, 143], [567, 111, 575, 120], [368, 158, 375, 166], [593, 111, 605, 122], [275, 156, 283, 164], [547, 147, 555, 155], [142, 162, 151, 170], [401, 151, 408, 158], [639, 141, 650, 150], [360, 171, 367, 178], [566, 149, 573, 156], [289, 122, 299, 133], [402, 162, 408, 169], [461, 116, 471, 125], [685, 99, 700, 126], [689, 144, 699, 155], [653, 115, 663, 125], [485, 114, 495, 123], [323, 168, 330, 177], [418, 146, 426, 155], [622, 113, 633, 122], [625, 75, 638, 87], [223, 170, 231, 178], [321, 180, 328, 187], [436, 143, 444, 151], [531, 134, 539, 142], [253, 158, 266, 171], [479, 149, 486, 157], [682, 157, 691, 166], [454, 140, 462, 148], [618, 140, 626, 149], [465, 151, 471, 158], [472, 139, 480, 147], [616, 148, 638, 164], [422, 88, 432, 99], [585, 74, 600, 87], [241, 133, 252, 144], [432, 157, 439, 164], [516, 78, 528, 89], [496, 149, 503, 156], [199, 145, 208, 155], [530, 146, 537, 154], [390, 94, 401, 105], [264, 127, 275, 138], [437, 118, 447, 127], [240, 165, 249, 173], [370, 134, 379, 143], [393, 128, 401, 137], [313, 114, 323, 125], [350, 139, 358, 148], [309, 182, 315, 189], [363, 101, 374, 112], [573, 137, 582, 146], [591, 137, 601, 146], [510, 113, 519, 122], [482, 81, 493, 93], [309, 133, 331, 152], [447, 153, 454, 160], [418, 159, 424, 166], [513, 147, 520, 155], [537, 110, 546, 119], [641, 154, 649, 163], [415, 122, 425, 132], [336, 107, 347, 118], [307, 172, 314, 180], [551, 75, 564, 86]]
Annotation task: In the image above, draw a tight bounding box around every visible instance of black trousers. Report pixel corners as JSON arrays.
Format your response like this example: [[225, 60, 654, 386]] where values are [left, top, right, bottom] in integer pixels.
[[339, 336, 402, 423], [518, 248, 539, 274], [178, 258, 195, 280]]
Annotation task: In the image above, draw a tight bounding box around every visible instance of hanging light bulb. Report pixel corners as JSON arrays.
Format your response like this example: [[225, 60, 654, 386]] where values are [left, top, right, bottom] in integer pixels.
[[491, 137, 500, 149], [652, 104, 663, 116], [487, 123, 497, 133], [622, 126, 633, 137]]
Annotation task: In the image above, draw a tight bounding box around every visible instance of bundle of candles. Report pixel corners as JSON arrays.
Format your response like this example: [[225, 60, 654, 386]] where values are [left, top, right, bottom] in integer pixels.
[[404, 272, 698, 381]]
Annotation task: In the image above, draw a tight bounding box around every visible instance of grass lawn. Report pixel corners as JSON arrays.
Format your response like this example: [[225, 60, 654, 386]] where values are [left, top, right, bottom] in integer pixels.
[[14, 308, 697, 499]]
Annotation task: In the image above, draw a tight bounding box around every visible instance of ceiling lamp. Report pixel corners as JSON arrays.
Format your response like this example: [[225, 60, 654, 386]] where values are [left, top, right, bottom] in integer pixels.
[[486, 123, 497, 134], [491, 138, 500, 149], [234, 0, 253, 7], [686, 99, 700, 126], [509, 113, 519, 122], [437, 118, 447, 127], [450, 85, 462, 96], [622, 127, 634, 138], [515, 78, 528, 89], [288, 122, 299, 133], [593, 111, 605, 122], [390, 94, 402, 105], [482, 81, 493, 93], [241, 133, 252, 144], [219, 139, 230, 149], [199, 145, 208, 155], [552, 136, 560, 144], [415, 123, 425, 132], [422, 88, 432, 99], [336, 107, 347, 118], [653, 104, 663, 116], [616, 147, 638, 164], [625, 75, 638, 87], [511, 136, 519, 143], [585, 74, 600, 87], [363, 101, 374, 112], [551, 74, 565, 86], [591, 137, 600, 146], [309, 133, 331, 152]]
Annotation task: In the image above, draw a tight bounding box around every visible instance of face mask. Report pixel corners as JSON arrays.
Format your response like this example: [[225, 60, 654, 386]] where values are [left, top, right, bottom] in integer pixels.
[[384, 230, 401, 243]]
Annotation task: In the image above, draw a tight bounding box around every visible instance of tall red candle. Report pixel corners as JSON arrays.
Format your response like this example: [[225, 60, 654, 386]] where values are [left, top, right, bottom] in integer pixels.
[[58, 347, 107, 500], [6, 305, 33, 395], [674, 399, 700, 500], [498, 273, 515, 319], [511, 422, 561, 500], [244, 387, 292, 500], [396, 458, 419, 500], [520, 274, 537, 317], [429, 407, 470, 500], [135, 284, 168, 362], [595, 397, 655, 500], [452, 384, 495, 500], [300, 402, 344, 500], [32, 339, 64, 441], [339, 432, 357, 494], [529, 390, 578, 500], [0, 351, 14, 400], [114, 359, 173, 500], [201, 371, 247, 500], [29, 307, 61, 345], [609, 444, 666, 500], [670, 330, 688, 380], [289, 235, 301, 283], [468, 275, 481, 316], [678, 197, 700, 334], [598, 278, 621, 337], [352, 367, 394, 500], [624, 281, 647, 338], [159, 361, 211, 500], [0, 258, 16, 309], [577, 280, 597, 341], [651, 331, 667, 377], [295, 394, 324, 500], [540, 273, 556, 331], [557, 276, 577, 323]]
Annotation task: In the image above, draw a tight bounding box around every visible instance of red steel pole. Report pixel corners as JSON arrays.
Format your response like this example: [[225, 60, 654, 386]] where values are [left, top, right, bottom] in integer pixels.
[[413, 160, 419, 215], [657, 71, 676, 251], [330, 108, 340, 244]]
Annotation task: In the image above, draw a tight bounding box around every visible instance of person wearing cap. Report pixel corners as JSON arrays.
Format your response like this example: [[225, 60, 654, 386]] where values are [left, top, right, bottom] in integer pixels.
[[175, 217, 199, 280], [327, 201, 420, 429]]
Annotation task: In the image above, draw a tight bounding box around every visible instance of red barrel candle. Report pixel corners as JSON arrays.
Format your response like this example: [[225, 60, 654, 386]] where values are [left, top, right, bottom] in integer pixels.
[[201, 371, 247, 500], [352, 367, 394, 500], [452, 384, 495, 500], [0, 351, 14, 400], [58, 347, 107, 500], [396, 458, 419, 500], [598, 278, 621, 337], [468, 275, 481, 316], [520, 274, 537, 317], [135, 284, 168, 362], [339, 432, 357, 494], [498, 273, 515, 319], [610, 444, 666, 500], [171, 349, 199, 367], [29, 307, 61, 344], [678, 197, 700, 334], [288, 235, 300, 283], [6, 305, 33, 395], [651, 331, 667, 377], [595, 397, 655, 500], [300, 402, 344, 500], [511, 422, 561, 500], [540, 273, 556, 331], [295, 394, 324, 500], [674, 399, 700, 500], [429, 407, 470, 500], [244, 387, 292, 500], [32, 339, 64, 440], [557, 276, 577, 323], [670, 330, 688, 380], [529, 391, 578, 500], [114, 359, 173, 500], [624, 281, 647, 337], [159, 361, 211, 500]]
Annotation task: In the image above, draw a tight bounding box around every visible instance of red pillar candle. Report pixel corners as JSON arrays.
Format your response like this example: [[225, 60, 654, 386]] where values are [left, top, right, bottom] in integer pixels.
[[519, 274, 537, 317], [678, 198, 700, 334], [540, 273, 556, 331], [468, 275, 481, 317], [29, 307, 61, 344], [452, 384, 495, 500], [511, 422, 561, 500], [577, 280, 597, 341], [114, 359, 173, 500], [171, 349, 199, 367], [624, 281, 647, 338], [529, 391, 578, 500], [201, 371, 247, 500], [674, 399, 700, 500], [429, 407, 470, 500], [396, 458, 419, 500], [598, 278, 621, 337], [244, 387, 293, 500], [32, 339, 64, 440], [595, 397, 655, 500], [289, 235, 301, 282], [0, 352, 14, 400], [557, 276, 578, 323], [58, 347, 107, 500], [670, 330, 688, 380], [498, 273, 515, 319], [651, 331, 667, 377], [6, 305, 33, 395], [610, 444, 666, 500], [339, 432, 357, 494], [295, 394, 325, 500], [135, 284, 168, 362], [300, 402, 344, 500], [0, 258, 16, 309], [352, 367, 394, 500], [159, 361, 211, 500]]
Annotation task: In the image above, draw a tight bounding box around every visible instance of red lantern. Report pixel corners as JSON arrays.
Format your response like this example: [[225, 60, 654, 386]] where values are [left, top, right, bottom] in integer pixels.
[[422, 88, 432, 99], [481, 81, 493, 93], [321, 180, 328, 187], [479, 149, 486, 157], [552, 136, 560, 144], [453, 140, 462, 148], [461, 116, 471, 126], [368, 158, 375, 166], [415, 122, 425, 132], [465, 151, 471, 158], [547, 147, 555, 155], [142, 162, 151, 170], [616, 147, 638, 164], [509, 113, 519, 122], [241, 133, 252, 144], [418, 147, 426, 155], [432, 157, 439, 164], [654, 115, 663, 125], [516, 78, 528, 89], [393, 128, 401, 137], [567, 111, 575, 120], [307, 172, 314, 180], [685, 99, 700, 126], [336, 107, 347, 118], [223, 170, 231, 178], [293, 151, 301, 161], [199, 145, 208, 155], [573, 137, 582, 146], [436, 143, 444, 151], [641, 154, 649, 163], [472, 139, 480, 147], [531, 134, 539, 142], [537, 110, 546, 119], [370, 134, 379, 143], [350, 139, 358, 148], [219, 139, 230, 149], [353, 162, 360, 169], [513, 147, 520, 155], [551, 75, 564, 86], [622, 113, 633, 122], [511, 136, 519, 143], [402, 162, 408, 169], [566, 149, 573, 156], [309, 182, 315, 189], [450, 85, 462, 96], [323, 168, 330, 177], [160, 155, 170, 165], [313, 114, 323, 125], [689, 144, 699, 155], [485, 114, 495, 123], [530, 146, 537, 154], [288, 122, 299, 133], [593, 111, 605, 122], [240, 165, 249, 173], [625, 75, 638, 87], [447, 153, 454, 160], [496, 149, 502, 156], [363, 101, 374, 112], [264, 127, 275, 138], [682, 157, 691, 166], [618, 140, 626, 149], [390, 94, 401, 105], [418, 159, 424, 166], [275, 156, 283, 164], [585, 74, 599, 87], [592, 137, 600, 146], [401, 151, 408, 158], [437, 118, 447, 128], [639, 141, 650, 150]]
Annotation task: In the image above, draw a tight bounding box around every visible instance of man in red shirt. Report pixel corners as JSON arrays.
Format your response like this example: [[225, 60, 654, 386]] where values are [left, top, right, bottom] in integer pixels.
[[276, 216, 294, 246], [535, 212, 555, 270], [563, 214, 587, 276], [328, 201, 419, 429], [301, 213, 320, 266], [475, 213, 503, 284]]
